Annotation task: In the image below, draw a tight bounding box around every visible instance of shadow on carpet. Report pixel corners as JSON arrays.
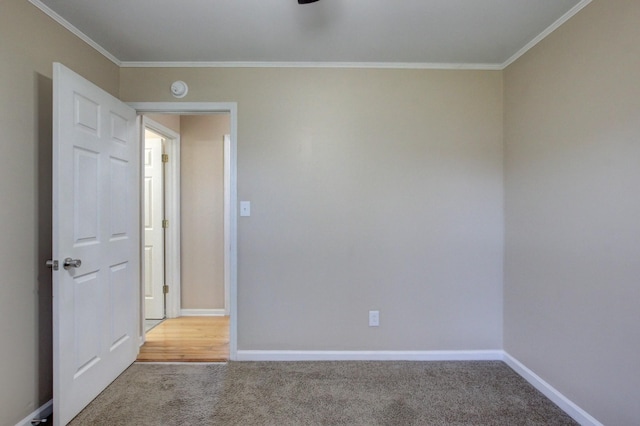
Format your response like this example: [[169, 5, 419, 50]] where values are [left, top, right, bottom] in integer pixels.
[[69, 361, 578, 425]]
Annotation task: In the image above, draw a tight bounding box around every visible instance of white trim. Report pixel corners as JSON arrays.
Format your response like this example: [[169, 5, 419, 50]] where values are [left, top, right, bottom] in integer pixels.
[[136, 114, 146, 348], [236, 350, 503, 362], [28, 0, 121, 66], [14, 399, 52, 426], [134, 361, 227, 365], [120, 61, 502, 70], [501, 0, 593, 68], [236, 349, 602, 424], [164, 126, 181, 319], [181, 309, 227, 317], [503, 352, 603, 426], [31, 0, 590, 71], [223, 134, 231, 316], [142, 118, 181, 319], [128, 103, 236, 115], [128, 102, 238, 362]]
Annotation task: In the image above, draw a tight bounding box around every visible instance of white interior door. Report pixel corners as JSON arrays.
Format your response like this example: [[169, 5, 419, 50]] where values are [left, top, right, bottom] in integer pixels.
[[52, 63, 140, 425], [144, 135, 165, 319]]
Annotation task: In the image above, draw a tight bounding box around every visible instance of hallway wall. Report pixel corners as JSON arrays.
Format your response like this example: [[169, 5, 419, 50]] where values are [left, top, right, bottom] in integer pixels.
[[180, 115, 229, 310]]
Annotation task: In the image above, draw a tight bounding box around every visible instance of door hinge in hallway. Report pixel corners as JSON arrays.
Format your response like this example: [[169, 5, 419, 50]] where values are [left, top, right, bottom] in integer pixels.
[[162, 219, 169, 228], [163, 285, 169, 294], [162, 154, 169, 163]]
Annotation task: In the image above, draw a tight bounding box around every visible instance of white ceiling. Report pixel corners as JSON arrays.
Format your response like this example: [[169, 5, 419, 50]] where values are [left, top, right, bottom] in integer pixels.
[[34, 0, 589, 67]]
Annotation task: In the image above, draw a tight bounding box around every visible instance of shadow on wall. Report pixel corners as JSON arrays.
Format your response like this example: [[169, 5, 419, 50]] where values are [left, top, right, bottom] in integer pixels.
[[36, 72, 53, 404]]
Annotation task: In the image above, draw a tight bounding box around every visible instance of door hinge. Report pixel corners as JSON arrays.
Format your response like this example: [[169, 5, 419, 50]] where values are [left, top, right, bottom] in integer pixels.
[[162, 154, 169, 163], [162, 219, 169, 228], [163, 285, 169, 294]]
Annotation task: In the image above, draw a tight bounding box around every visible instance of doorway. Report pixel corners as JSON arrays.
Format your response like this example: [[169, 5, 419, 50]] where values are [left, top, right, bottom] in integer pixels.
[[130, 103, 237, 360], [142, 121, 176, 329], [138, 113, 230, 362]]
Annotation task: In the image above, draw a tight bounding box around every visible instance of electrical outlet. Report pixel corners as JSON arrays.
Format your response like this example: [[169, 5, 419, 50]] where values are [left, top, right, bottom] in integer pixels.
[[369, 310, 380, 327]]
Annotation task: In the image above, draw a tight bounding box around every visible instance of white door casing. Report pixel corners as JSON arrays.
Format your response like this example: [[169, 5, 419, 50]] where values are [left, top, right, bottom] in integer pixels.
[[224, 134, 231, 315], [143, 136, 165, 319], [141, 117, 181, 320], [53, 63, 140, 425], [129, 102, 238, 360]]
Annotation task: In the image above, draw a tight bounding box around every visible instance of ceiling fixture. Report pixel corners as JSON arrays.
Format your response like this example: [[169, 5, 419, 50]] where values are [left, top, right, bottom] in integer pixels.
[[298, 0, 320, 4]]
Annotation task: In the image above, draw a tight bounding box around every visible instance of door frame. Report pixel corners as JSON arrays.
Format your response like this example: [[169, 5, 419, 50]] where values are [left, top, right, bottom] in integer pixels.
[[223, 134, 231, 315], [142, 117, 181, 321], [129, 102, 238, 360]]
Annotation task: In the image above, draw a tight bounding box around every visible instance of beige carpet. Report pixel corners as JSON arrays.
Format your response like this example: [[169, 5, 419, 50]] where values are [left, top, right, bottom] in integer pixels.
[[68, 361, 577, 425]]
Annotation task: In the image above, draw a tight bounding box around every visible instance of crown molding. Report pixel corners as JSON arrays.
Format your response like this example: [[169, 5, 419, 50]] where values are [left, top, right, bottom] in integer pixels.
[[501, 0, 592, 69], [119, 61, 502, 70], [31, 0, 591, 71], [29, 0, 121, 66]]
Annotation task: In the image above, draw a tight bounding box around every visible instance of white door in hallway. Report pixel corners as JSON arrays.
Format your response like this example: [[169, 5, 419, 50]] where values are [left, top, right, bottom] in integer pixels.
[[144, 135, 165, 319], [52, 63, 140, 426]]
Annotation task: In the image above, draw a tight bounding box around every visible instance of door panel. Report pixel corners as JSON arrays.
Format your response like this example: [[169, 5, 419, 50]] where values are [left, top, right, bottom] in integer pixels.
[[53, 63, 139, 426], [73, 148, 99, 242], [144, 136, 165, 319]]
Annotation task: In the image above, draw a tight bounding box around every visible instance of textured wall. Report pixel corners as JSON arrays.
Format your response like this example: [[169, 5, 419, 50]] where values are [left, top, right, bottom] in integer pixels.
[[504, 0, 640, 424]]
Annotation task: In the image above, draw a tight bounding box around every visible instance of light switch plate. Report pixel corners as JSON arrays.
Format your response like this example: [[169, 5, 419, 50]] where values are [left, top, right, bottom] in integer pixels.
[[240, 201, 251, 217]]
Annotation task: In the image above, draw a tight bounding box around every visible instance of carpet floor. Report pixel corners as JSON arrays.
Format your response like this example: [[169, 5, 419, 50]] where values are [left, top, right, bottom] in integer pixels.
[[68, 361, 577, 425]]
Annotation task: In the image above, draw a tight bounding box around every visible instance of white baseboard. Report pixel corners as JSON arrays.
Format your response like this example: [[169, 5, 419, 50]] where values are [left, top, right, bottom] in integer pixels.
[[180, 309, 227, 316], [236, 349, 601, 425], [503, 352, 603, 426], [236, 350, 503, 362], [15, 399, 52, 426]]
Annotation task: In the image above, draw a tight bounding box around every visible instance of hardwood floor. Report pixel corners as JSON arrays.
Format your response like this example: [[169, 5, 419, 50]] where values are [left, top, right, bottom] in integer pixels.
[[137, 316, 229, 362]]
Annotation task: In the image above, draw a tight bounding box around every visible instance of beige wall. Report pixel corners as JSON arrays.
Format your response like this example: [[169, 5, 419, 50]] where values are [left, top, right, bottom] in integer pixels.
[[121, 67, 505, 351], [504, 0, 640, 424], [0, 1, 120, 424], [180, 115, 229, 309], [146, 113, 181, 134]]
